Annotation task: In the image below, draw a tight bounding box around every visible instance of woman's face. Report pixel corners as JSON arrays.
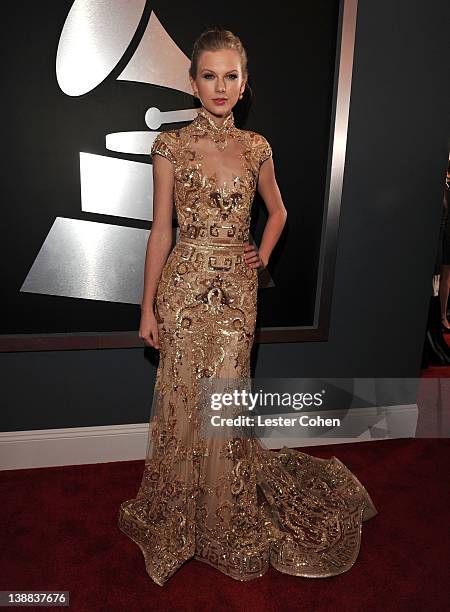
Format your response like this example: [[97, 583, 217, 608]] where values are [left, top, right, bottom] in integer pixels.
[[189, 49, 246, 117]]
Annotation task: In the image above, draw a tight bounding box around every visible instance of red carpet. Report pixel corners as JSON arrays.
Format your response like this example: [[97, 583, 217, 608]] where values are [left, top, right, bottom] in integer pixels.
[[1, 438, 449, 611]]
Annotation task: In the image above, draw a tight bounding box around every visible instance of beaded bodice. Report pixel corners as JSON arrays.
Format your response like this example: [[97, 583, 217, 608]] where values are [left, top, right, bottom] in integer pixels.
[[151, 106, 272, 246]]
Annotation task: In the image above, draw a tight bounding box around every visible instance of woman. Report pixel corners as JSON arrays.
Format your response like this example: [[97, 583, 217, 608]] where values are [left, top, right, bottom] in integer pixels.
[[118, 28, 377, 586]]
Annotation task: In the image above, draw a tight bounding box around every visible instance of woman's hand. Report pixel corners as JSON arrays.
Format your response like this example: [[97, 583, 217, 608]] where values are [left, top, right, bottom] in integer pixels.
[[243, 242, 267, 271], [139, 307, 160, 350]]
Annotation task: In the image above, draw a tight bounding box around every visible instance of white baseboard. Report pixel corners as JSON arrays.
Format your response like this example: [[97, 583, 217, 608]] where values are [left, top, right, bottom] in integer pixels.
[[0, 404, 418, 471]]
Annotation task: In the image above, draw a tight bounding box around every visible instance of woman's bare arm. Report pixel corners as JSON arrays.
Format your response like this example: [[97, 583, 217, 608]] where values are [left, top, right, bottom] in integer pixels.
[[140, 153, 175, 313], [255, 157, 287, 267]]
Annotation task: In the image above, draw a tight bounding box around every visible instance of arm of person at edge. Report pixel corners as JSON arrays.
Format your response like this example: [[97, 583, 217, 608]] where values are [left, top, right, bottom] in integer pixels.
[[139, 154, 175, 350]]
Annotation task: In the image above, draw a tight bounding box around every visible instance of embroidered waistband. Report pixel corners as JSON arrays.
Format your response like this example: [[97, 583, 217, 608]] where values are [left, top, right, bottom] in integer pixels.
[[178, 237, 246, 250], [176, 240, 249, 274]]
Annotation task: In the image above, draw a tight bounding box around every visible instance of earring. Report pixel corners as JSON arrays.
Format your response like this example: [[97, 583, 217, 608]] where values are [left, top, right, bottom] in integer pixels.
[[239, 93, 243, 99]]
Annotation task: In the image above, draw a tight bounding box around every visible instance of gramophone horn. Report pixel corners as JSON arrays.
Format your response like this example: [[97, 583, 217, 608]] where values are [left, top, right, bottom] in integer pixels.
[[117, 11, 192, 95]]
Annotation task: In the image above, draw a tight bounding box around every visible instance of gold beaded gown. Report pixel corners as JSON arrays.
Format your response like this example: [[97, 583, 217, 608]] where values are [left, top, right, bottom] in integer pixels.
[[118, 107, 378, 586]]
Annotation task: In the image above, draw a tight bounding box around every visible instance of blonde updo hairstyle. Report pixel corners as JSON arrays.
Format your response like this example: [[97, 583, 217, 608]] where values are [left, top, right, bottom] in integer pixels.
[[189, 28, 253, 100]]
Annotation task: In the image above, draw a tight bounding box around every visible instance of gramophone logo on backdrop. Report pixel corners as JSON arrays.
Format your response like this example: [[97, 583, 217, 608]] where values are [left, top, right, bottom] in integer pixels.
[[20, 0, 274, 305]]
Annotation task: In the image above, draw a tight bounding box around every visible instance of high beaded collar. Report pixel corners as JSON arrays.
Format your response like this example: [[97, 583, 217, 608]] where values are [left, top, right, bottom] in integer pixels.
[[193, 106, 235, 133]]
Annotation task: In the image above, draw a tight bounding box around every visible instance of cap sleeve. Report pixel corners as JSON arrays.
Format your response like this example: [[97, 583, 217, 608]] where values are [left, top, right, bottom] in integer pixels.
[[151, 132, 176, 165], [254, 133, 272, 167]]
